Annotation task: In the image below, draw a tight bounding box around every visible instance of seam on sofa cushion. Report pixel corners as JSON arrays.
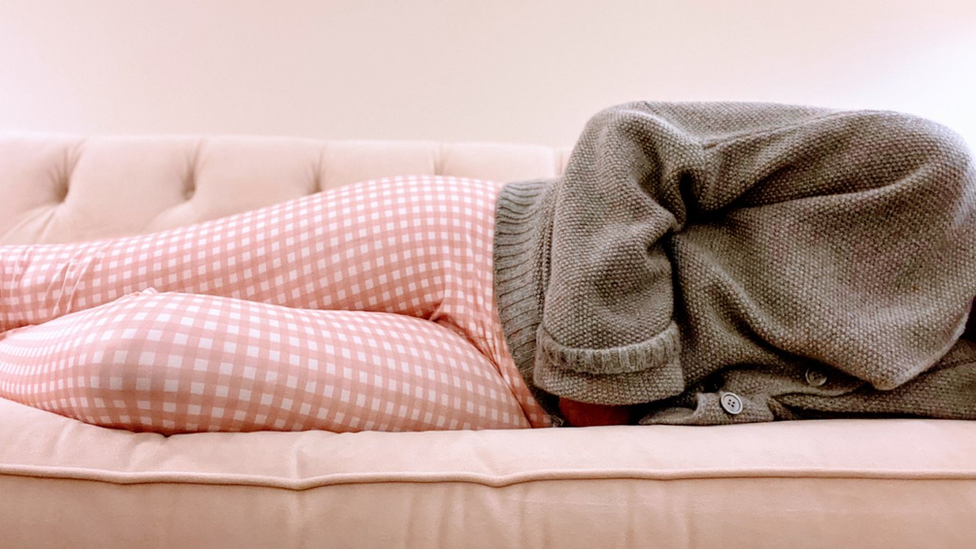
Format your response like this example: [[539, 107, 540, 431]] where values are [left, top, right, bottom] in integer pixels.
[[3, 465, 976, 491]]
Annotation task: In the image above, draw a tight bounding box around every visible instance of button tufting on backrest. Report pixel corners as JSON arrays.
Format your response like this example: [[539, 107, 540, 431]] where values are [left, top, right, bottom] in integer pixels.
[[58, 147, 71, 202], [0, 135, 84, 243], [57, 170, 70, 203], [58, 137, 201, 242], [183, 145, 198, 201]]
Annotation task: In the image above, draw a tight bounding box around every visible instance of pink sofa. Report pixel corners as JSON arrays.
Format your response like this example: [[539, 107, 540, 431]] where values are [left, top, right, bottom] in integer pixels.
[[2, 134, 976, 548]]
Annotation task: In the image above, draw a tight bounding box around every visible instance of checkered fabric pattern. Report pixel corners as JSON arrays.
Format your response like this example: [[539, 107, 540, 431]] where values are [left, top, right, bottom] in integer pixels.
[[0, 176, 550, 433]]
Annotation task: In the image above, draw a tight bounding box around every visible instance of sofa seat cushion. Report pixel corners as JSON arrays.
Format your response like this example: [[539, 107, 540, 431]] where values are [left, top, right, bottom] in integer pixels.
[[2, 395, 976, 548]]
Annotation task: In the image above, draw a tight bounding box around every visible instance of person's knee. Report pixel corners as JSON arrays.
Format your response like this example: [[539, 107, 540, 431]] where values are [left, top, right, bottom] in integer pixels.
[[63, 298, 175, 405], [865, 111, 973, 178]]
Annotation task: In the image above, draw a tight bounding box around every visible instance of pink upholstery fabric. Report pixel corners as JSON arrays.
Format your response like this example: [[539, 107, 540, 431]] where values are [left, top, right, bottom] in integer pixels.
[[3, 135, 975, 549], [0, 176, 549, 433]]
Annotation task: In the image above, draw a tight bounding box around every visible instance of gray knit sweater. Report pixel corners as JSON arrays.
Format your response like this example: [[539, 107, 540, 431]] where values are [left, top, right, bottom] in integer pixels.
[[493, 102, 976, 425]]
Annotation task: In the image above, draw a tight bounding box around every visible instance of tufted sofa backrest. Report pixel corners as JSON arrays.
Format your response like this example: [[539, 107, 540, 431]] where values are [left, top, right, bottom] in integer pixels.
[[0, 135, 570, 245]]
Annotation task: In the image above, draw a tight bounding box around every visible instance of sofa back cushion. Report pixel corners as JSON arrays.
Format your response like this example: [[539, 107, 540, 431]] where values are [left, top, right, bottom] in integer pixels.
[[0, 135, 569, 244]]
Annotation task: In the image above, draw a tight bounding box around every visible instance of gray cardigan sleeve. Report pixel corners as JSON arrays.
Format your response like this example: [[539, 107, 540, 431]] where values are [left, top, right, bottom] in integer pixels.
[[532, 103, 698, 404]]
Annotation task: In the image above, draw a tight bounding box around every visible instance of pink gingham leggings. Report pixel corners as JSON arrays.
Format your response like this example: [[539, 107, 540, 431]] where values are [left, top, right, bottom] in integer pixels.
[[0, 176, 550, 434]]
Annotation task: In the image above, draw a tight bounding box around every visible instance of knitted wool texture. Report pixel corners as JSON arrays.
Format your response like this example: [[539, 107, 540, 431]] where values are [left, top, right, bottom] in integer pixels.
[[493, 101, 976, 425]]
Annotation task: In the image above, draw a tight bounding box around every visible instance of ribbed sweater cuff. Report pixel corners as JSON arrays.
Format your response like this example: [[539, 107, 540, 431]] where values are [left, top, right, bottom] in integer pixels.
[[533, 321, 684, 405], [493, 179, 560, 417]]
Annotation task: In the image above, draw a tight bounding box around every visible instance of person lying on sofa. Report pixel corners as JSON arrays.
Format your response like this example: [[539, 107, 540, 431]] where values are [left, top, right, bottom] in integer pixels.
[[1, 101, 975, 434]]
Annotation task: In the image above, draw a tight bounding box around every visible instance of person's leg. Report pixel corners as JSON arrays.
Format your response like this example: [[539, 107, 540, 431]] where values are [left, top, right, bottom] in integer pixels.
[[1, 176, 494, 329], [0, 175, 549, 427], [0, 290, 530, 433]]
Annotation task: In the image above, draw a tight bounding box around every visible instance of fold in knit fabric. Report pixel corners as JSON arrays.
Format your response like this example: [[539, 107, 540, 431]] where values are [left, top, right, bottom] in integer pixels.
[[493, 101, 976, 425]]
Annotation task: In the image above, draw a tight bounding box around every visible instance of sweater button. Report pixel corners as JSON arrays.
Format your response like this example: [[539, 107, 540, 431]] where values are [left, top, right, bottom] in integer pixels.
[[805, 368, 828, 387], [719, 392, 743, 415]]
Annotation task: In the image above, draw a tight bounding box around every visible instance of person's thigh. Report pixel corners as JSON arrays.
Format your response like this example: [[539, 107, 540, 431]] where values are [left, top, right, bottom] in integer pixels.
[[0, 175, 502, 330], [0, 291, 531, 434]]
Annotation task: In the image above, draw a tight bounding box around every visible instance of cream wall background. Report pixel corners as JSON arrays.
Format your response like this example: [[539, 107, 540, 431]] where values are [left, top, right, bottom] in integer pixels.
[[1, 0, 975, 148]]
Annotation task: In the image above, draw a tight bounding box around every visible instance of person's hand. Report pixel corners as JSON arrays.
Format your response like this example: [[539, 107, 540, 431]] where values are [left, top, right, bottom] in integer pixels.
[[557, 398, 635, 427]]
